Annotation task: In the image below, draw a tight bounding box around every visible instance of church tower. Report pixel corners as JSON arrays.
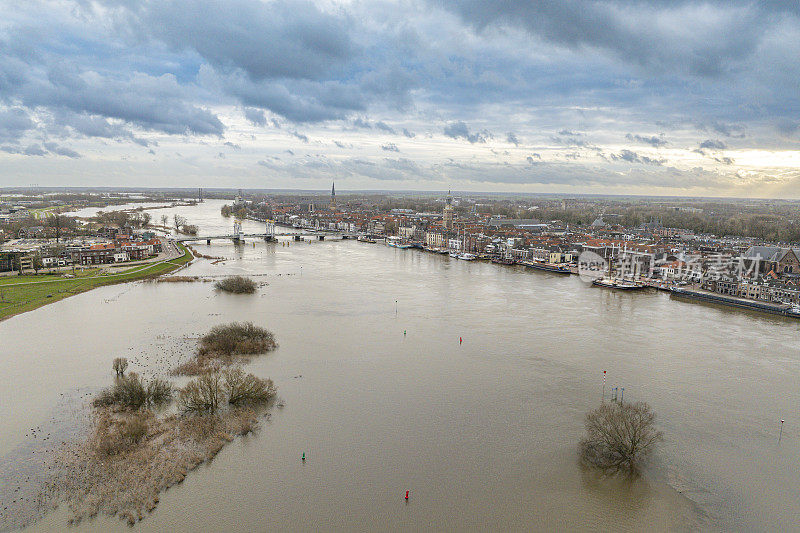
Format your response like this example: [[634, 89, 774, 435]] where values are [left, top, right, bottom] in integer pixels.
[[330, 181, 336, 209], [443, 190, 454, 230]]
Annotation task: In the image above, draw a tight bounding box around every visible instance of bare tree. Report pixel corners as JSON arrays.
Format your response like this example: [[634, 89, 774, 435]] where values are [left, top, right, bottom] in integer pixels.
[[224, 367, 275, 405], [113, 357, 128, 377], [160, 214, 168, 227], [173, 214, 186, 230], [579, 401, 662, 475], [179, 372, 222, 413]]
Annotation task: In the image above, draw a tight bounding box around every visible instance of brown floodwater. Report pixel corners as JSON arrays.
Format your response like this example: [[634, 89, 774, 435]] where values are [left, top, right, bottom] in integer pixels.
[[2, 200, 799, 531]]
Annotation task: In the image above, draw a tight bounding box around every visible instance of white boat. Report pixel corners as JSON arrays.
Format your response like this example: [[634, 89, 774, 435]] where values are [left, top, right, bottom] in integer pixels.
[[458, 253, 476, 260], [387, 236, 413, 249], [448, 251, 460, 258], [592, 277, 643, 290]]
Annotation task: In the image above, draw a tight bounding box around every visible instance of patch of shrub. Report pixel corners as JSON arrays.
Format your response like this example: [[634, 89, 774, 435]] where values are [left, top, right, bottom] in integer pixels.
[[94, 373, 173, 410], [119, 415, 149, 445], [179, 372, 223, 413], [214, 276, 257, 294], [224, 367, 276, 405], [179, 369, 276, 413], [146, 378, 173, 406], [579, 401, 663, 475], [92, 410, 151, 456], [199, 322, 277, 357], [157, 276, 200, 283]]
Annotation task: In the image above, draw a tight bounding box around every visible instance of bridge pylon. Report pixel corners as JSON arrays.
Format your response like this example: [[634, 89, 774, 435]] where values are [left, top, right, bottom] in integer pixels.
[[265, 219, 276, 242], [233, 220, 243, 243]]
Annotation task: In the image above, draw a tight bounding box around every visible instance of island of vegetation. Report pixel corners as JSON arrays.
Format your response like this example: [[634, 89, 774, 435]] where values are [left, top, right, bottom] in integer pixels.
[[175, 322, 278, 375], [214, 275, 258, 294], [40, 323, 278, 526]]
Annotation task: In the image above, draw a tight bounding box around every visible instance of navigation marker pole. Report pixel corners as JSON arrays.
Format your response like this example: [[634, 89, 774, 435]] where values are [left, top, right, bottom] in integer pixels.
[[620, 388, 624, 403], [780, 420, 784, 444], [302, 452, 305, 462], [405, 490, 410, 501], [602, 370, 606, 401]]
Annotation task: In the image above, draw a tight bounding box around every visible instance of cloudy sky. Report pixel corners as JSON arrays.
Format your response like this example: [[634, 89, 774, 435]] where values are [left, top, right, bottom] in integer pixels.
[[1, 0, 799, 196]]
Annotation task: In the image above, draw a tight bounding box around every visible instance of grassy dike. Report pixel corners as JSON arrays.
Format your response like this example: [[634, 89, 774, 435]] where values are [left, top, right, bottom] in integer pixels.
[[0, 243, 193, 322]]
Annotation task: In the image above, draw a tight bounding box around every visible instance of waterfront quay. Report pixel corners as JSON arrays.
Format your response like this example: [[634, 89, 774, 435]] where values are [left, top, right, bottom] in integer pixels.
[[226, 188, 800, 320]]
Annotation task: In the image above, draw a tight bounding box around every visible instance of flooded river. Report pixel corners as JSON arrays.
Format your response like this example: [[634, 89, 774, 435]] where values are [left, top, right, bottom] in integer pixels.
[[2, 200, 799, 531]]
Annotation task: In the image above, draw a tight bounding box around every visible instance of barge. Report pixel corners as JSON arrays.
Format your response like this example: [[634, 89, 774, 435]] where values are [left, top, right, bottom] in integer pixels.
[[670, 287, 800, 318]]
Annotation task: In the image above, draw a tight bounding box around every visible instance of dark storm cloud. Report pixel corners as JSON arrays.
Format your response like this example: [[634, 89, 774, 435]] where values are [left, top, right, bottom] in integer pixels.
[[506, 132, 519, 146]]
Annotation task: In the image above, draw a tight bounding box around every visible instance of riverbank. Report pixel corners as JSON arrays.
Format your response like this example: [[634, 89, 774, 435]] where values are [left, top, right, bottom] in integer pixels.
[[0, 242, 193, 322]]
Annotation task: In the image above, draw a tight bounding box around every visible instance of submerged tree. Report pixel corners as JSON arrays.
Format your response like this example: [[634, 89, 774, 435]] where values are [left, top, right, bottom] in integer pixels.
[[579, 401, 662, 475], [179, 371, 223, 413], [224, 366, 276, 405], [113, 357, 128, 377]]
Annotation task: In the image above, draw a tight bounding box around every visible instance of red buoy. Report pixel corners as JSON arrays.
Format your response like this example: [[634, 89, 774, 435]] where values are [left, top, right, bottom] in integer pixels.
[[405, 490, 409, 500]]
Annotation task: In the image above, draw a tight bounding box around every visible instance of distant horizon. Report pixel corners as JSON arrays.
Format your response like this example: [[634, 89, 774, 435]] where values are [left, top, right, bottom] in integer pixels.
[[2, 186, 800, 203]]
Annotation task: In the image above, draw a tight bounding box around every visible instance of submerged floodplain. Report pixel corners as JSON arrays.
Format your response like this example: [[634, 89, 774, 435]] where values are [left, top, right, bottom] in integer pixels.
[[1, 200, 799, 531]]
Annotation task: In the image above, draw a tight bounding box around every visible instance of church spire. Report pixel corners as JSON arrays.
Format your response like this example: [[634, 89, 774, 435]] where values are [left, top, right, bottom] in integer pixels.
[[330, 181, 336, 209]]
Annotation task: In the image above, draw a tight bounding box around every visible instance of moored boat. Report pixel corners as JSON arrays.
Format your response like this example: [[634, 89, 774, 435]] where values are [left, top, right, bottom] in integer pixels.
[[458, 253, 476, 260], [491, 257, 516, 265], [592, 277, 643, 290], [522, 260, 571, 274]]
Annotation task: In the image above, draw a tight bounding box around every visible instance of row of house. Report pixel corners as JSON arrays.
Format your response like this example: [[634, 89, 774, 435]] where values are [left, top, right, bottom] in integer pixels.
[[0, 233, 163, 272]]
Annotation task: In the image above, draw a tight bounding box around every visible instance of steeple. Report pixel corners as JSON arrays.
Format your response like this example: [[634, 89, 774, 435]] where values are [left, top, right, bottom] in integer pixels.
[[443, 189, 454, 230], [330, 181, 336, 209]]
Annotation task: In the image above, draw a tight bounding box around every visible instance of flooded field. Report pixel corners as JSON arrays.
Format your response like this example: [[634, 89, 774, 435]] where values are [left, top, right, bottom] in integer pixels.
[[2, 200, 799, 531]]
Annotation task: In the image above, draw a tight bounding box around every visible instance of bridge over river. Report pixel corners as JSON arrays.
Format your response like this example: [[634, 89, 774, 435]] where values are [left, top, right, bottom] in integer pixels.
[[175, 219, 359, 244]]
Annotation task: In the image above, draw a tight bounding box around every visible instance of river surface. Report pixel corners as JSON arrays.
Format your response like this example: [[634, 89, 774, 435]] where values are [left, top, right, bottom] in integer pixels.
[[2, 199, 799, 531]]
